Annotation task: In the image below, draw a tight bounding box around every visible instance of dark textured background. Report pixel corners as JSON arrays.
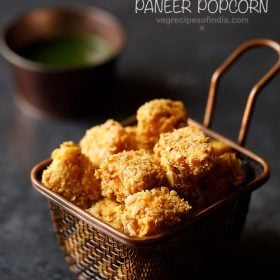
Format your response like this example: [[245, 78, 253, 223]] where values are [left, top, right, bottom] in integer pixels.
[[0, 0, 279, 279]]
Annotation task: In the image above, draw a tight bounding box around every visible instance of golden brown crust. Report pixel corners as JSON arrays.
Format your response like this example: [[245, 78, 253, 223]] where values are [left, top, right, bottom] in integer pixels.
[[199, 140, 245, 203], [153, 126, 215, 204], [210, 140, 232, 156], [122, 187, 191, 237], [154, 126, 215, 177], [41, 99, 247, 238], [136, 99, 188, 150], [42, 141, 101, 209], [199, 151, 245, 201], [87, 198, 124, 231], [79, 119, 133, 167], [165, 171, 201, 204], [124, 126, 139, 150], [96, 150, 167, 202]]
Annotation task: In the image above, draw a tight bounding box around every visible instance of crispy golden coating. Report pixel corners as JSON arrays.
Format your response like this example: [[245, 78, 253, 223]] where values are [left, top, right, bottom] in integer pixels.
[[96, 150, 167, 202], [136, 99, 188, 150], [122, 187, 191, 237], [199, 151, 245, 201], [154, 126, 215, 177], [87, 198, 124, 231], [154, 126, 215, 203], [165, 172, 201, 204], [79, 119, 133, 167], [124, 125, 139, 150], [42, 141, 101, 209], [41, 99, 247, 240], [210, 140, 232, 156]]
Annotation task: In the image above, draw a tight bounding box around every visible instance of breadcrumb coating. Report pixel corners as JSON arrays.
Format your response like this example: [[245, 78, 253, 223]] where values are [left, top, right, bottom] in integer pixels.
[[210, 140, 232, 156], [96, 150, 167, 202], [124, 126, 139, 150], [42, 141, 101, 209], [122, 187, 191, 237], [87, 198, 124, 231], [165, 171, 201, 204], [136, 99, 188, 150], [199, 140, 245, 202], [40, 99, 247, 239], [154, 126, 215, 177], [79, 119, 133, 167], [199, 151, 245, 201]]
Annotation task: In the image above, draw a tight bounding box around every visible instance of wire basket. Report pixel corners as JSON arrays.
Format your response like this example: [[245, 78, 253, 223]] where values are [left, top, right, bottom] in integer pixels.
[[31, 39, 280, 279]]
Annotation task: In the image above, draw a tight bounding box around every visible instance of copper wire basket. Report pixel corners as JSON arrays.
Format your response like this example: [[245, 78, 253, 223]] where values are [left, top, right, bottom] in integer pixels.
[[31, 39, 280, 279]]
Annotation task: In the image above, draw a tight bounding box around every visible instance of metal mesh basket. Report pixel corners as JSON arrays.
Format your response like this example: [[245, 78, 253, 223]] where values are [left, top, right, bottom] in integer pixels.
[[31, 39, 280, 279]]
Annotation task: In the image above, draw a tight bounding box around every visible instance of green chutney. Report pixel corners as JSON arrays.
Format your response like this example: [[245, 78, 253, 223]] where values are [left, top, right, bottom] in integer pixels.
[[18, 34, 113, 68]]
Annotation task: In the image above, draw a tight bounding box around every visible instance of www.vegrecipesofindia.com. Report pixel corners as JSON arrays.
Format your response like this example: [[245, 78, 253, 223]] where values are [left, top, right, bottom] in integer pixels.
[[156, 16, 249, 25], [135, 0, 269, 14]]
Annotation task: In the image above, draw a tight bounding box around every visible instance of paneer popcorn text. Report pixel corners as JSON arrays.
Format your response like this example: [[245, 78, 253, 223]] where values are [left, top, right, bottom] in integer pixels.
[[135, 0, 269, 14]]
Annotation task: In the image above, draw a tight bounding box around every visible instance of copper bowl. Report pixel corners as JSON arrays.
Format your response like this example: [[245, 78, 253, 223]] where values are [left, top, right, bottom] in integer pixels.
[[0, 6, 126, 119]]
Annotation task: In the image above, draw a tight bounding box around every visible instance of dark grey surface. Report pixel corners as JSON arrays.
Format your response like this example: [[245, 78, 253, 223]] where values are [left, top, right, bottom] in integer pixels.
[[0, 0, 280, 279]]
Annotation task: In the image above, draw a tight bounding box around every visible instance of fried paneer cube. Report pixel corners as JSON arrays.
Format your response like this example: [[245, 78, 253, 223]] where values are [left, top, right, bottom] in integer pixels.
[[136, 99, 188, 149], [210, 140, 232, 156], [199, 150, 245, 201], [96, 150, 167, 202], [154, 126, 215, 202], [214, 152, 245, 187], [154, 125, 215, 177], [211, 140, 245, 188], [87, 198, 124, 231], [42, 141, 101, 209], [122, 187, 191, 237], [124, 126, 139, 150], [79, 119, 134, 167], [165, 175, 201, 205]]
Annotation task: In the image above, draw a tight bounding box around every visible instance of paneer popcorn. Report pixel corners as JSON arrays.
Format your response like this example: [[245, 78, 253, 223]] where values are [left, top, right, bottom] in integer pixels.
[[41, 99, 245, 237], [95, 149, 167, 202], [42, 141, 101, 209]]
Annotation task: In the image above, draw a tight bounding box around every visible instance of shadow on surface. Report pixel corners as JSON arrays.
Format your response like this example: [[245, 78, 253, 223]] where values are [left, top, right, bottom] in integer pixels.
[[207, 231, 280, 280], [237, 231, 280, 277]]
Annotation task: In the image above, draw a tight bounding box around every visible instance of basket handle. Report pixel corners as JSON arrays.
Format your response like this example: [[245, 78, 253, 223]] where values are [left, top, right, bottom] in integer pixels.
[[203, 38, 280, 146]]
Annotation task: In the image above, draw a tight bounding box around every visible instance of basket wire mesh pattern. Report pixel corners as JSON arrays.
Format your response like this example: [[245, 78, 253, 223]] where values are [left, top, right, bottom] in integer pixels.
[[48, 196, 250, 280], [32, 129, 268, 279], [31, 39, 280, 279]]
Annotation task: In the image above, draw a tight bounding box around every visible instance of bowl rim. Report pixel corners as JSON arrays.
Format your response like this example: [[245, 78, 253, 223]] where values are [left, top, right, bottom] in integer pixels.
[[0, 4, 126, 73]]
